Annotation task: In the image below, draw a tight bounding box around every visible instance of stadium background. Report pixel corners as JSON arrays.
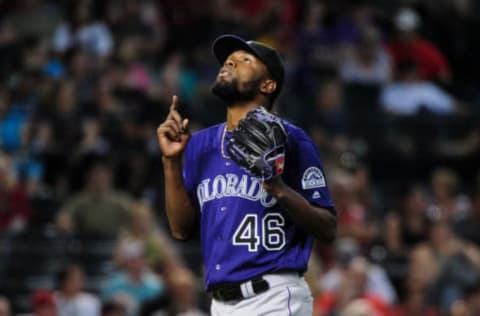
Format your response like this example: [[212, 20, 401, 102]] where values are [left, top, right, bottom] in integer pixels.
[[0, 0, 479, 315]]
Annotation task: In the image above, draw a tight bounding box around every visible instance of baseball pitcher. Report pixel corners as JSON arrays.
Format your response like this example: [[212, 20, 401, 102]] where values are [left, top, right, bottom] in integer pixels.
[[157, 34, 336, 315]]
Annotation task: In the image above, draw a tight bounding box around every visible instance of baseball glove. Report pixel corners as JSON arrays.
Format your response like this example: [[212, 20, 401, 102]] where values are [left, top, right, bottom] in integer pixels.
[[226, 107, 288, 181]]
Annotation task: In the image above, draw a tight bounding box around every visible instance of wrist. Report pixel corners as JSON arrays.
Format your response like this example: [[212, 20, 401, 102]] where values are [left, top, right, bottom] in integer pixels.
[[162, 155, 182, 162], [162, 156, 183, 169]]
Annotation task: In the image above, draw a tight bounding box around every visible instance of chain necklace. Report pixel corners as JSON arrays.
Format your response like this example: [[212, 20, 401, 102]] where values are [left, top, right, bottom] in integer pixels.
[[220, 124, 231, 160]]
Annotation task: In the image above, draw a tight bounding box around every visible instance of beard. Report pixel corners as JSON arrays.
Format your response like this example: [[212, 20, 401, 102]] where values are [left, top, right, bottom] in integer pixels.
[[211, 77, 262, 105]]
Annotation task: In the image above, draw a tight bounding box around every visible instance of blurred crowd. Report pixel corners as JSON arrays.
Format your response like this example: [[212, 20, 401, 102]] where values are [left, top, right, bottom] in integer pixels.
[[0, 0, 479, 315]]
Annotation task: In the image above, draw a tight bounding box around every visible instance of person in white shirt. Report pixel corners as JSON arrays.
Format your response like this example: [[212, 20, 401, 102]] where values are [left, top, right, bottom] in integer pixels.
[[52, 2, 113, 57], [380, 60, 456, 115], [320, 238, 397, 305], [55, 264, 101, 316], [340, 25, 392, 85]]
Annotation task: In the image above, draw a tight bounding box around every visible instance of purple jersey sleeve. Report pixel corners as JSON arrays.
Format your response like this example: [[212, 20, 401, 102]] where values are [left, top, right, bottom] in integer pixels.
[[182, 127, 220, 210], [182, 139, 200, 210], [284, 124, 335, 212]]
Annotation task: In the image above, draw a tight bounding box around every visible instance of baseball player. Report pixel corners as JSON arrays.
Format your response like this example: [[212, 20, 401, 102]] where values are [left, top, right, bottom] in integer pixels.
[[157, 34, 336, 315]]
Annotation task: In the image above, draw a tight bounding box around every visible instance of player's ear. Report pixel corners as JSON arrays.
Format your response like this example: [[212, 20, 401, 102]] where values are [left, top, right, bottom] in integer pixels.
[[260, 79, 277, 96]]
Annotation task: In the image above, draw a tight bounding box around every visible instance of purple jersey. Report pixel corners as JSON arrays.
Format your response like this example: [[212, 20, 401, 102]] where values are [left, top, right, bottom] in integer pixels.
[[183, 121, 334, 290]]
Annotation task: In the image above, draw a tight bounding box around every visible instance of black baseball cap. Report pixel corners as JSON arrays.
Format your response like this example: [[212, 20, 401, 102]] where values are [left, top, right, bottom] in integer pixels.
[[212, 34, 284, 99]]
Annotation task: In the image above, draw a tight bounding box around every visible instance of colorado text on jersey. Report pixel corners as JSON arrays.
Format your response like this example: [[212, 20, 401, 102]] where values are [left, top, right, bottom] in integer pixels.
[[196, 173, 277, 209]]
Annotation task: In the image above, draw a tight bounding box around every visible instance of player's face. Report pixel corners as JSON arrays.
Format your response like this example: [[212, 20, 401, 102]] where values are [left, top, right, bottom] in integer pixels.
[[212, 50, 269, 104]]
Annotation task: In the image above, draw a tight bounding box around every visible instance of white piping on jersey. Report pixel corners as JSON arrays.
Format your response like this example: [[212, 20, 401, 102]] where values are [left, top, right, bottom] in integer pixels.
[[196, 173, 277, 210]]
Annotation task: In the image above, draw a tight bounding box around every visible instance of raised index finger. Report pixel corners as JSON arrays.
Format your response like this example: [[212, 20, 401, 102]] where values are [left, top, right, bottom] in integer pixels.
[[169, 95, 183, 128], [170, 95, 179, 111], [167, 95, 183, 126]]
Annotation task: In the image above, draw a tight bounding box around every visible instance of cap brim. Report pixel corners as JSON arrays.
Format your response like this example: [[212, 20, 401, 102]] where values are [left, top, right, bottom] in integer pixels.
[[212, 34, 260, 65]]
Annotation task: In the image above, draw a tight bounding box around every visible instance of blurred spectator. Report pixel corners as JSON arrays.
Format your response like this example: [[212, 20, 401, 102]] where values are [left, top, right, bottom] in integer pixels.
[[380, 61, 456, 115], [168, 271, 206, 316], [314, 255, 391, 316], [84, 81, 124, 151], [52, 2, 113, 57], [427, 168, 471, 222], [32, 289, 56, 316], [152, 52, 196, 106], [55, 264, 101, 316], [0, 151, 32, 232], [20, 37, 50, 72], [102, 239, 165, 316], [158, 0, 214, 51], [320, 238, 397, 305], [389, 272, 439, 316], [450, 280, 480, 316], [229, 0, 297, 34], [31, 80, 81, 193], [306, 78, 348, 155], [0, 88, 30, 153], [454, 185, 480, 245], [375, 211, 410, 301], [114, 203, 171, 272], [74, 118, 110, 157], [117, 36, 152, 93], [33, 80, 80, 153], [0, 21, 18, 80], [340, 25, 392, 85], [339, 298, 379, 316], [387, 8, 450, 82], [386, 185, 430, 251], [350, 163, 382, 217], [432, 125, 480, 160], [409, 218, 480, 312], [330, 170, 376, 244], [114, 201, 200, 314], [297, 0, 355, 71], [379, 59, 475, 163], [400, 185, 429, 247], [65, 49, 98, 103], [107, 0, 166, 43], [383, 211, 404, 256], [0, 296, 10, 316], [4, 0, 61, 38], [56, 159, 133, 236], [101, 301, 125, 316]]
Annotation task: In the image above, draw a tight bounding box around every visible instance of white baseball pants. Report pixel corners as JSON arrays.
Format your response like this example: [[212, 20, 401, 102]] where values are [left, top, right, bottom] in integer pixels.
[[211, 273, 313, 316]]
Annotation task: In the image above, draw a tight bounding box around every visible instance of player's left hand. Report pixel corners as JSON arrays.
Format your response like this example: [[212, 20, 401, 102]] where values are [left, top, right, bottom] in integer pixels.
[[226, 107, 287, 181]]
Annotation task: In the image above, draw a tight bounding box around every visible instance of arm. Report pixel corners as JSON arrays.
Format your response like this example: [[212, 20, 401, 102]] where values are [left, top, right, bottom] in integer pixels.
[[162, 157, 197, 240], [263, 177, 336, 243], [157, 96, 196, 240]]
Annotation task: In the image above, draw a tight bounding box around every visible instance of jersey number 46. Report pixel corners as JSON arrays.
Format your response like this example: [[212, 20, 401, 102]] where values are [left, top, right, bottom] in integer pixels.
[[232, 213, 286, 252]]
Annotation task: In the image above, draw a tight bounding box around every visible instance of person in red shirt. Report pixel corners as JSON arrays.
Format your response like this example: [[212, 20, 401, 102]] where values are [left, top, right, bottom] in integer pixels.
[[32, 289, 57, 316], [314, 256, 390, 316], [388, 273, 440, 316], [387, 8, 450, 82], [0, 151, 32, 231]]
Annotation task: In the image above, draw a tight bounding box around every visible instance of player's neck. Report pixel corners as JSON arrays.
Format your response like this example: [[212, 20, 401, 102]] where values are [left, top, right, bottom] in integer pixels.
[[226, 101, 261, 130]]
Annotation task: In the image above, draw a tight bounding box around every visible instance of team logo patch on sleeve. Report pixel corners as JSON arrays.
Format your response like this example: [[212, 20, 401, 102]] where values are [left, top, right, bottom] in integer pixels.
[[302, 167, 326, 189]]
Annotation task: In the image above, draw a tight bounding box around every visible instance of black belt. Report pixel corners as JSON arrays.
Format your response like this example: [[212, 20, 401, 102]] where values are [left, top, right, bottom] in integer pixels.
[[211, 276, 270, 301]]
